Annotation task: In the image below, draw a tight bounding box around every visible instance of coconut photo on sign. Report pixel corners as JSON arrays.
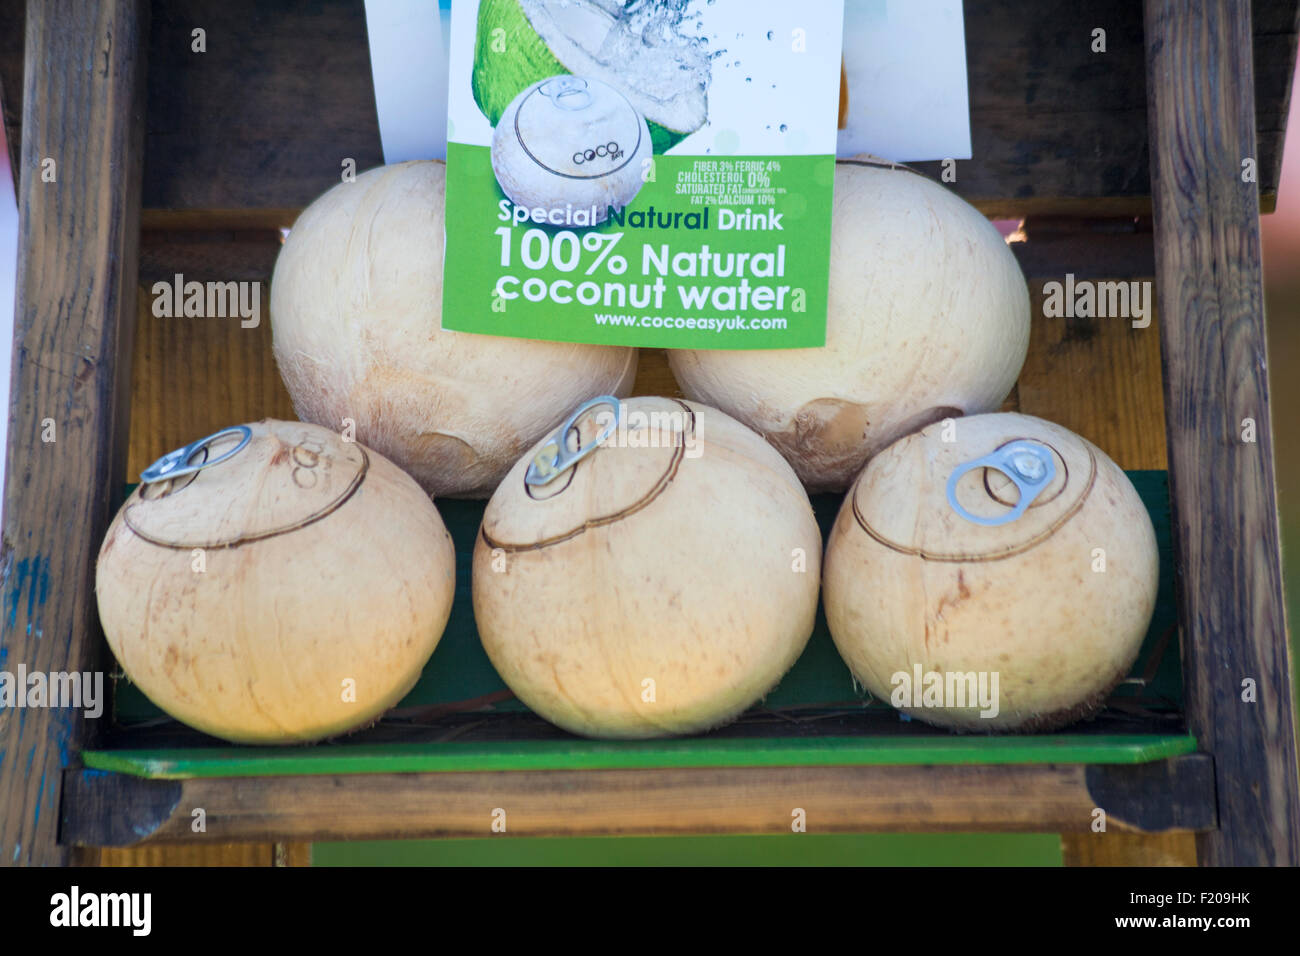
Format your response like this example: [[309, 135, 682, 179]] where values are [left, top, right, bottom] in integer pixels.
[[442, 0, 845, 349]]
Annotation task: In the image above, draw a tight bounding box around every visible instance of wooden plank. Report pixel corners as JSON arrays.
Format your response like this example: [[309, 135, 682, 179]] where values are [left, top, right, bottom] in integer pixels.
[[60, 758, 1217, 845], [139, 227, 283, 283], [0, 0, 1292, 215], [126, 285, 295, 479], [142, 0, 382, 210], [1015, 277, 1168, 472], [909, 0, 1295, 217], [1010, 217, 1157, 280], [0, 0, 148, 868], [98, 843, 274, 866], [92, 842, 310, 866], [1061, 832, 1198, 866], [0, 0, 22, 193], [1145, 0, 1300, 866]]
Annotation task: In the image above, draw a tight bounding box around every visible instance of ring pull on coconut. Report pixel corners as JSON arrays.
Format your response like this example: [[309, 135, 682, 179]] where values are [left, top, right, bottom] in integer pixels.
[[946, 440, 1056, 527], [140, 425, 253, 485], [540, 75, 592, 111], [526, 394, 621, 487]]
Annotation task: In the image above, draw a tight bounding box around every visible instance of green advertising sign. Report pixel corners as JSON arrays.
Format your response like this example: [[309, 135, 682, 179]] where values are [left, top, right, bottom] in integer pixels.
[[443, 0, 845, 349]]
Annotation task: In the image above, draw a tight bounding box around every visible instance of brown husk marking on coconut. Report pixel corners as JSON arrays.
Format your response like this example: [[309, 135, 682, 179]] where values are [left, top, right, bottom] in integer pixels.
[[124, 442, 372, 551], [482, 400, 696, 554]]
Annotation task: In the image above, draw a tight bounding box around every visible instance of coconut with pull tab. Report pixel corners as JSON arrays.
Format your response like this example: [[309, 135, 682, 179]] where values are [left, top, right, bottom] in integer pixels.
[[492, 75, 652, 225], [472, 395, 822, 738], [822, 412, 1159, 732], [95, 420, 456, 745], [668, 157, 1032, 493]]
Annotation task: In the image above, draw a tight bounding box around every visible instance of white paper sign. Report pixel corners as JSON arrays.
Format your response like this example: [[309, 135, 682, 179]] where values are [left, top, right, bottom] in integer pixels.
[[837, 0, 972, 162], [364, 0, 452, 162], [364, 0, 971, 164]]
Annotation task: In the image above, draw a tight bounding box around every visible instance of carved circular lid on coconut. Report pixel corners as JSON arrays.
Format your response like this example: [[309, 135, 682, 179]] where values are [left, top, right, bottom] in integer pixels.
[[511, 75, 644, 179], [124, 419, 368, 549], [849, 412, 1097, 562], [481, 396, 693, 551]]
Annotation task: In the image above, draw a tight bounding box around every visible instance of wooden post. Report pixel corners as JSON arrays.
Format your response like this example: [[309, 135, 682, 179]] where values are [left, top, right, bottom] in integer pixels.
[[1144, 0, 1300, 865], [0, 0, 147, 866]]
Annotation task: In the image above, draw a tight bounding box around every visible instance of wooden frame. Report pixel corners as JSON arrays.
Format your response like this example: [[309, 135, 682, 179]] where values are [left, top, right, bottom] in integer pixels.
[[2, 0, 1298, 867]]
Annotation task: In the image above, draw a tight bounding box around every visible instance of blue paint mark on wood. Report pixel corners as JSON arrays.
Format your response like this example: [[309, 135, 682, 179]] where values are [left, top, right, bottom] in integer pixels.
[[3, 555, 48, 632], [5, 557, 28, 627], [25, 556, 42, 628]]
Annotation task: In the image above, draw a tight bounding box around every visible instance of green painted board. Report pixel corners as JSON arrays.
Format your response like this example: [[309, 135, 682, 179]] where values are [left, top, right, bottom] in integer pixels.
[[83, 733, 1197, 779], [93, 471, 1187, 778], [311, 833, 1066, 867]]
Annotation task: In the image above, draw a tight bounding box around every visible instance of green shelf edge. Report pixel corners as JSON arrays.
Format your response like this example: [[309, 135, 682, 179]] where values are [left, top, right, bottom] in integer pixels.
[[81, 733, 1198, 779]]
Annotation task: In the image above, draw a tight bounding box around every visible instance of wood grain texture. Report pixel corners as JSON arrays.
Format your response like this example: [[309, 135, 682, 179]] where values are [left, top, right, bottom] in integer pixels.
[[96, 843, 278, 866], [629, 349, 683, 399], [63, 760, 1217, 846], [1145, 0, 1300, 865], [84, 842, 312, 866], [142, 0, 383, 210], [1061, 832, 1197, 866], [0, 0, 147, 867], [0, 0, 1293, 215], [139, 227, 284, 283], [1016, 278, 1168, 471], [1010, 217, 1157, 280], [126, 285, 296, 479]]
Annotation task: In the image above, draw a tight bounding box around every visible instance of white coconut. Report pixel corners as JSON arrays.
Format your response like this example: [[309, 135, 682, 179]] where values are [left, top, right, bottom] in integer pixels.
[[668, 158, 1032, 493], [96, 420, 456, 744], [823, 412, 1159, 732], [492, 75, 652, 223], [270, 160, 638, 498], [472, 396, 821, 738]]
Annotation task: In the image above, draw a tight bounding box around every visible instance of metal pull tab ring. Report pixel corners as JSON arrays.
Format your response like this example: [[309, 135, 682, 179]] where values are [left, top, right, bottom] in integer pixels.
[[540, 75, 592, 111], [525, 396, 621, 487], [140, 425, 253, 485], [945, 440, 1056, 527]]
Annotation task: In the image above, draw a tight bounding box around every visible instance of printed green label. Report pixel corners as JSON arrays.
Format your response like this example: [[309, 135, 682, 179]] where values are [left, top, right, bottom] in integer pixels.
[[443, 144, 834, 347], [444, 0, 845, 349]]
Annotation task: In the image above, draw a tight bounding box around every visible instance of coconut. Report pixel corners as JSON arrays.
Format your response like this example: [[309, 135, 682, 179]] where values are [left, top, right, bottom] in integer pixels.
[[668, 158, 1032, 493], [472, 395, 821, 738], [822, 412, 1159, 732], [473, 0, 709, 153], [95, 420, 456, 745], [270, 160, 638, 498], [492, 75, 651, 224]]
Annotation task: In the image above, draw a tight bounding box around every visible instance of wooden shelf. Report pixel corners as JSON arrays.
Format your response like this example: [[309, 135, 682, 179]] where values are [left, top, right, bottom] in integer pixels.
[[2, 0, 1296, 865], [61, 754, 1217, 846], [64, 474, 1193, 847]]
